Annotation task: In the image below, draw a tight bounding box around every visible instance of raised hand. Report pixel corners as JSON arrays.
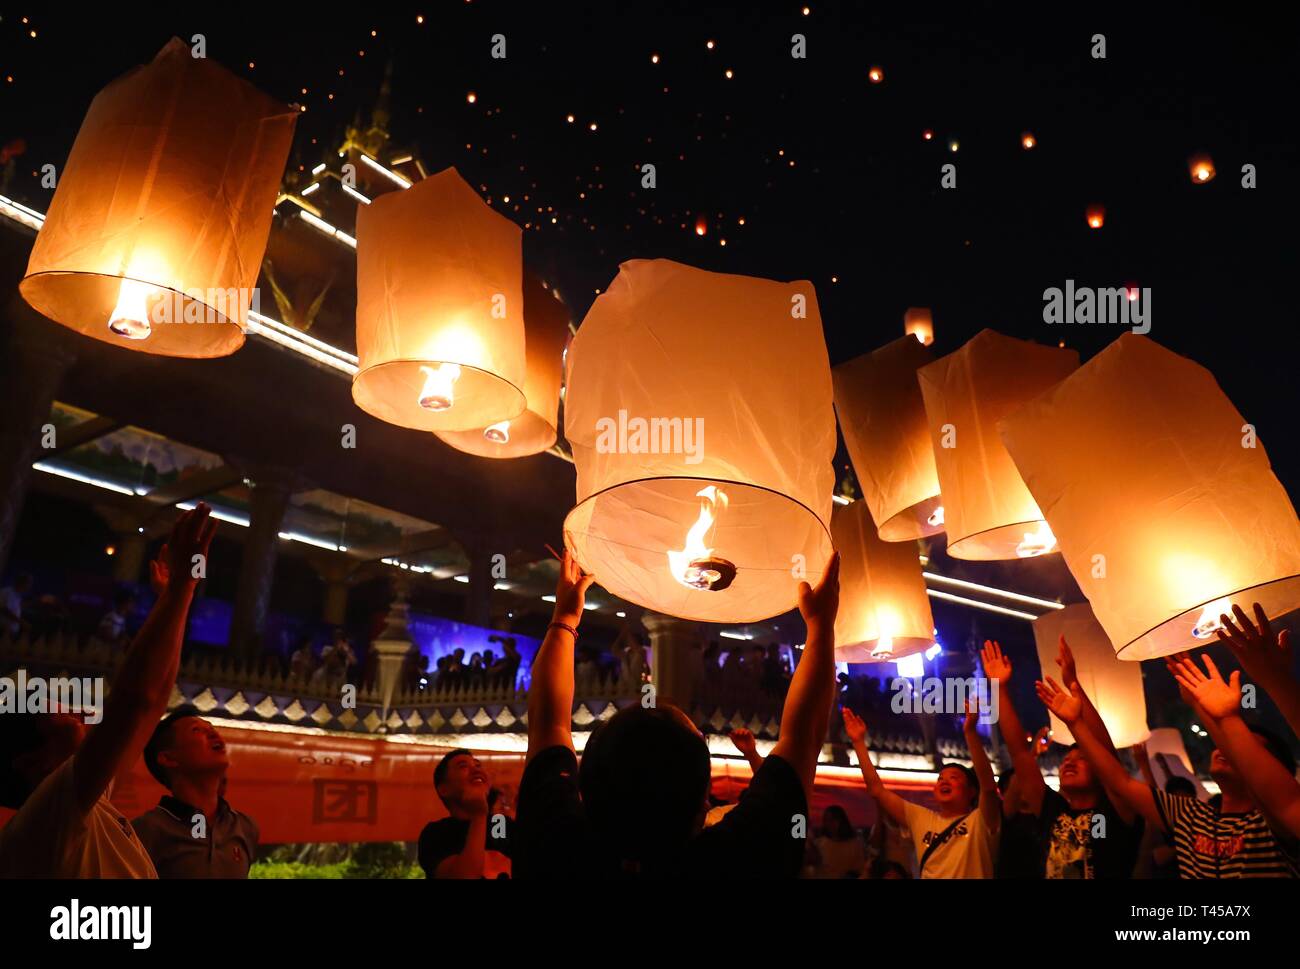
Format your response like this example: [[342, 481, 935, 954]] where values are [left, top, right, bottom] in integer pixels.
[[1036, 676, 1083, 724], [552, 548, 596, 627], [981, 639, 1012, 683], [798, 551, 840, 631], [1056, 635, 1078, 686], [729, 727, 758, 758], [841, 706, 868, 745], [1167, 652, 1242, 721], [164, 503, 216, 597], [963, 697, 980, 734], [149, 543, 170, 597], [1032, 726, 1051, 758], [1217, 602, 1293, 684]]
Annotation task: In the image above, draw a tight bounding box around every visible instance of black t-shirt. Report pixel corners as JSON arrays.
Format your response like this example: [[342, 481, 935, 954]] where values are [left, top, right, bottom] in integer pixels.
[[513, 745, 807, 878], [1039, 788, 1143, 879], [417, 815, 514, 879], [996, 810, 1044, 879]]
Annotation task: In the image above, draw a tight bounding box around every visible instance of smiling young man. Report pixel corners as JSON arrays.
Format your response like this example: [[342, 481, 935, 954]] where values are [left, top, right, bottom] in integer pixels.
[[131, 709, 259, 878], [843, 699, 1001, 878], [982, 638, 1144, 879], [0, 505, 214, 878], [418, 748, 514, 879]]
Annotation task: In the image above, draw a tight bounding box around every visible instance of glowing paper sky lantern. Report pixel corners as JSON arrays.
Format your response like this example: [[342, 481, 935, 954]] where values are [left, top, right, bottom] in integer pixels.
[[903, 306, 934, 346], [563, 259, 836, 623], [353, 167, 526, 433], [433, 273, 569, 458], [832, 498, 935, 663], [1001, 333, 1300, 660], [917, 329, 1078, 560], [833, 335, 943, 541], [19, 38, 296, 357], [1033, 603, 1149, 748]]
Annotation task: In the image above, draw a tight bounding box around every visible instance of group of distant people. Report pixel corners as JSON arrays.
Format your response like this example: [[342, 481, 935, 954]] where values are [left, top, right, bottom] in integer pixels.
[[3, 504, 1299, 880]]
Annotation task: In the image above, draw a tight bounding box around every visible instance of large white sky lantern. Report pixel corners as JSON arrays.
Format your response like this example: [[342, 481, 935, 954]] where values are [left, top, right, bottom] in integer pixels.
[[1033, 603, 1150, 748], [832, 499, 935, 663], [833, 335, 943, 541], [1001, 333, 1300, 660], [20, 38, 296, 358], [353, 167, 526, 433], [563, 259, 836, 623], [917, 329, 1079, 560], [433, 272, 569, 458]]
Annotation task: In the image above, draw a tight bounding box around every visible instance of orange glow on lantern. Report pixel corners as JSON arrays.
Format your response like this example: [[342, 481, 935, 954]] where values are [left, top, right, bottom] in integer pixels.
[[1189, 154, 1216, 184], [868, 66, 884, 83], [19, 39, 296, 357], [1086, 205, 1105, 229], [1021, 132, 1037, 149], [904, 306, 934, 346]]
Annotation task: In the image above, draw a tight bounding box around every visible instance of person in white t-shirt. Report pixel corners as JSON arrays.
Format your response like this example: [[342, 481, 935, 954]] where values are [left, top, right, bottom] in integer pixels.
[[842, 700, 1001, 878], [0, 504, 216, 878]]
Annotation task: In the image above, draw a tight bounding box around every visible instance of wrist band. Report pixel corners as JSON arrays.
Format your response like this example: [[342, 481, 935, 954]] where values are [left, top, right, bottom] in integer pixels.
[[548, 621, 578, 640]]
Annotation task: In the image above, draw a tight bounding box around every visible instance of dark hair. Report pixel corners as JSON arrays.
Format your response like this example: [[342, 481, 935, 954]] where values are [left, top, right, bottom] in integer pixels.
[[143, 707, 202, 787], [939, 762, 980, 805], [1164, 776, 1196, 797], [0, 714, 46, 808], [1248, 725, 1297, 777], [433, 748, 474, 789], [821, 804, 853, 840], [578, 706, 711, 871]]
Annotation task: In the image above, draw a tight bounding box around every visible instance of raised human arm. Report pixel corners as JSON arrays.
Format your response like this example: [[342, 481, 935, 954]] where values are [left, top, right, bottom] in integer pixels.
[[1036, 676, 1163, 833], [729, 728, 765, 774], [963, 701, 1002, 832], [980, 639, 1046, 815], [1056, 635, 1119, 758], [526, 549, 594, 763], [770, 553, 840, 802], [1217, 603, 1300, 740], [842, 705, 908, 825], [73, 505, 215, 814]]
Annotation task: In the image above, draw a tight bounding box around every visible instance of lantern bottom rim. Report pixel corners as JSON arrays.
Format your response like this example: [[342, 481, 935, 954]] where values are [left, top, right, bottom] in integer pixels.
[[1116, 573, 1300, 661], [834, 637, 933, 664], [351, 358, 527, 433], [432, 408, 557, 459], [877, 494, 946, 542], [945, 519, 1056, 561]]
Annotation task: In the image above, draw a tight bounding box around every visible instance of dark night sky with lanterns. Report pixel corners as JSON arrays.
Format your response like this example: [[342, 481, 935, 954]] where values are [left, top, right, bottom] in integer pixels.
[[4, 4, 1296, 488]]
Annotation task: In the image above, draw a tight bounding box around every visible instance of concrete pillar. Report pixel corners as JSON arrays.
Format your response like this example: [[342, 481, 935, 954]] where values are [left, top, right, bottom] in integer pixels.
[[0, 299, 77, 577], [372, 574, 414, 728], [229, 470, 293, 662], [641, 612, 700, 710]]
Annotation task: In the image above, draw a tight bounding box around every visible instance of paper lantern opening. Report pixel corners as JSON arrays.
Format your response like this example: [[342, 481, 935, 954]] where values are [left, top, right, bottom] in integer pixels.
[[353, 167, 527, 433], [1001, 333, 1300, 660], [563, 259, 836, 623], [832, 499, 934, 663], [917, 329, 1078, 560], [433, 272, 569, 458], [833, 334, 943, 541], [19, 38, 296, 358], [1033, 603, 1149, 748]]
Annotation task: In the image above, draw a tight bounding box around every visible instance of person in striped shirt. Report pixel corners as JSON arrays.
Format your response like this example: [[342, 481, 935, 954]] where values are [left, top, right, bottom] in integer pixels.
[[1038, 647, 1298, 879]]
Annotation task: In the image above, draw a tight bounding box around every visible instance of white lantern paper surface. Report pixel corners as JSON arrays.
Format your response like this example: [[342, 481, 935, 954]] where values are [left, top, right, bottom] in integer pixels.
[[563, 259, 836, 623], [832, 499, 934, 663], [1033, 603, 1150, 749], [1001, 333, 1300, 660]]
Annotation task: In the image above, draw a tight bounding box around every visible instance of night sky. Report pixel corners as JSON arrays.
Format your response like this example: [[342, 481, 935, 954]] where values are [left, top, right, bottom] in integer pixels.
[[3, 3, 1297, 493]]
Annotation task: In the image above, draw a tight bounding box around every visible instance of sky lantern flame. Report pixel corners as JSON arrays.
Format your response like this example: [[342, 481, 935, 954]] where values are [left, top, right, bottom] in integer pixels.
[[1016, 520, 1057, 558], [107, 278, 156, 340], [1189, 154, 1216, 184], [482, 419, 511, 444], [1191, 597, 1232, 639], [667, 485, 734, 590], [417, 363, 462, 411], [927, 505, 945, 527]]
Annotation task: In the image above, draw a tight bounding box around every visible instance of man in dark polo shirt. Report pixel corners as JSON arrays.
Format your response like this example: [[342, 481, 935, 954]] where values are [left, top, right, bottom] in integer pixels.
[[132, 709, 259, 878], [418, 749, 514, 878]]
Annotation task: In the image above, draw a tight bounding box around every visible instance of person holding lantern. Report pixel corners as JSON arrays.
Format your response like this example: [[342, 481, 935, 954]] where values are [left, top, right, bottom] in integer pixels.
[[981, 639, 1144, 879], [512, 549, 841, 878]]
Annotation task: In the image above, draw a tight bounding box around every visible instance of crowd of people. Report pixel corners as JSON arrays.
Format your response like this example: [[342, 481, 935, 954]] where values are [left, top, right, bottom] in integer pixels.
[[2, 502, 1298, 880]]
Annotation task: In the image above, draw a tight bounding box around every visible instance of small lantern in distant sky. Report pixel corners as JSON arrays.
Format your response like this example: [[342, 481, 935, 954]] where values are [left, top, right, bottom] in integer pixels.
[[1000, 333, 1300, 660], [1189, 154, 1216, 184], [1033, 603, 1149, 748], [868, 66, 884, 83], [922, 129, 934, 141], [833, 334, 943, 541], [903, 306, 934, 346], [434, 273, 569, 458], [353, 167, 526, 432], [832, 499, 935, 663], [563, 259, 836, 623], [19, 38, 296, 357], [1086, 204, 1105, 229], [1021, 132, 1037, 150], [917, 329, 1078, 560]]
